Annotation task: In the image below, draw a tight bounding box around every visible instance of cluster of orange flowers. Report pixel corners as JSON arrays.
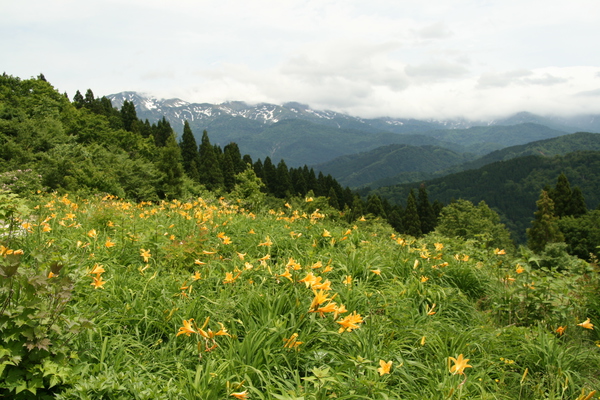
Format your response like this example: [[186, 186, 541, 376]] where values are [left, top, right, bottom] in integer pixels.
[[176, 317, 230, 352], [89, 263, 106, 289]]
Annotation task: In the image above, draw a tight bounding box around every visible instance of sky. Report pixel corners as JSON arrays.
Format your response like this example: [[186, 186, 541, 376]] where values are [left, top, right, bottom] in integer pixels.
[[3, 0, 600, 120]]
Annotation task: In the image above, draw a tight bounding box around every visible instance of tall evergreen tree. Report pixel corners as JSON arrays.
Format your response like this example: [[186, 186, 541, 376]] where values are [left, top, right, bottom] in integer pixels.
[[527, 190, 564, 253], [242, 154, 253, 168], [366, 194, 386, 218], [262, 157, 278, 195], [156, 133, 185, 199], [305, 167, 318, 194], [140, 119, 152, 138], [253, 159, 264, 182], [550, 173, 572, 218], [403, 189, 422, 237], [179, 121, 200, 181], [198, 130, 223, 191], [72, 90, 84, 109], [120, 100, 138, 132], [221, 152, 236, 192], [417, 184, 436, 234], [154, 117, 173, 147], [276, 159, 294, 198], [570, 186, 587, 217], [223, 143, 246, 174], [387, 208, 403, 233], [328, 187, 340, 210], [349, 195, 365, 221], [293, 169, 307, 196]]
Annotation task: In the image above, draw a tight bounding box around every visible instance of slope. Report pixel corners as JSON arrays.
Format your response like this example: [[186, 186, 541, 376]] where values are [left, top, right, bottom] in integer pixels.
[[371, 151, 600, 243], [314, 144, 476, 188]]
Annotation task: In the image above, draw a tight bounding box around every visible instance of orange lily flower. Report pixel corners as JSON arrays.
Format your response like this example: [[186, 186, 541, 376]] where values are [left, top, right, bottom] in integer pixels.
[[378, 360, 392, 376]]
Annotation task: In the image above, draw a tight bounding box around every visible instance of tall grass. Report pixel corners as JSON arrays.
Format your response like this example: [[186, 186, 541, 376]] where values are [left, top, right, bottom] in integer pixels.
[[1, 192, 598, 399]]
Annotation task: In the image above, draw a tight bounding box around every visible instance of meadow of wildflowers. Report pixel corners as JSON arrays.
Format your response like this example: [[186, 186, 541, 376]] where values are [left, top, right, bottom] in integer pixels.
[[1, 192, 599, 399]]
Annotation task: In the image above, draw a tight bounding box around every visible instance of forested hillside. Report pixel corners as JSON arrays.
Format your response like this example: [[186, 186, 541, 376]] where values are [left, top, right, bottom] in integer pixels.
[[370, 151, 600, 242], [314, 144, 476, 188]]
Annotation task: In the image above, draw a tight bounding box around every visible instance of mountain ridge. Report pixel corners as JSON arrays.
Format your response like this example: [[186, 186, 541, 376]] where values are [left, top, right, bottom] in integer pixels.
[[106, 91, 600, 135]]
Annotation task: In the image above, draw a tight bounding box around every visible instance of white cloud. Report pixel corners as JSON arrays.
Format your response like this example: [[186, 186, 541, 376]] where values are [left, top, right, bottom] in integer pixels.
[[3, 0, 600, 120]]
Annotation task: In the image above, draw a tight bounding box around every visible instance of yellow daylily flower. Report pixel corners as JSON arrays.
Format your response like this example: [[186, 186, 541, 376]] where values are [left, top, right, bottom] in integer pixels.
[[378, 360, 392, 376], [140, 248, 152, 263], [192, 271, 202, 281], [230, 390, 249, 399], [176, 318, 198, 337], [90, 275, 106, 289], [283, 333, 303, 350], [337, 311, 363, 333], [309, 289, 332, 312], [449, 354, 472, 375], [578, 318, 594, 330], [90, 263, 106, 276], [258, 236, 273, 246], [278, 269, 293, 282]]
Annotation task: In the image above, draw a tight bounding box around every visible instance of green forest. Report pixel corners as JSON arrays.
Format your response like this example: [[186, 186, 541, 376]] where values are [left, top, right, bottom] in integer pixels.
[[2, 74, 600, 399]]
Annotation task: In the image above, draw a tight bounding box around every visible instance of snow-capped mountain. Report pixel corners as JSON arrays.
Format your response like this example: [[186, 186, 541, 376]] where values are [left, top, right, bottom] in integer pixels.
[[106, 92, 473, 134], [107, 91, 600, 136], [104, 91, 600, 167]]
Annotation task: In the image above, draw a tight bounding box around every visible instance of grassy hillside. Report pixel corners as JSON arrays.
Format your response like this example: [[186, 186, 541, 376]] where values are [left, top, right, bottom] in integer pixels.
[[2, 74, 600, 399], [1, 192, 599, 399]]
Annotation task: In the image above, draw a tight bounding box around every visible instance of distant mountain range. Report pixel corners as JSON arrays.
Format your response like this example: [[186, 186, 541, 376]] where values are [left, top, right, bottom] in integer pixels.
[[106, 92, 600, 170], [320, 131, 600, 189]]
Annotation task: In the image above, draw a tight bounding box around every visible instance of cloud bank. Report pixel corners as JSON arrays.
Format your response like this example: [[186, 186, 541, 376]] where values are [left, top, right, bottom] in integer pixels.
[[2, 0, 600, 120]]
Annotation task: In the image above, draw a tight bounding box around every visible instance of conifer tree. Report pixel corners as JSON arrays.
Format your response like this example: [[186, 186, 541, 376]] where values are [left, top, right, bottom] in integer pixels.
[[221, 152, 236, 192], [305, 167, 318, 194], [293, 170, 307, 196], [157, 133, 185, 199], [179, 121, 200, 181], [154, 117, 174, 147], [120, 100, 138, 132], [198, 130, 223, 191], [262, 157, 278, 195], [527, 190, 564, 253], [350, 195, 365, 221], [276, 159, 294, 198], [223, 143, 247, 174], [342, 187, 355, 209], [73, 90, 84, 108], [387, 208, 403, 233], [242, 154, 253, 167], [570, 186, 587, 217], [403, 189, 422, 237], [328, 187, 340, 209], [140, 119, 152, 138], [84, 89, 95, 106], [316, 172, 326, 197], [549, 173, 572, 218], [366, 194, 386, 218], [417, 184, 436, 234], [253, 159, 264, 182]]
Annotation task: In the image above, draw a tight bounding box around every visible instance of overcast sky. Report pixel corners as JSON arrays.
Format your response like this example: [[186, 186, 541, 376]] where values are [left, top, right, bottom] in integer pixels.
[[3, 0, 600, 120]]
